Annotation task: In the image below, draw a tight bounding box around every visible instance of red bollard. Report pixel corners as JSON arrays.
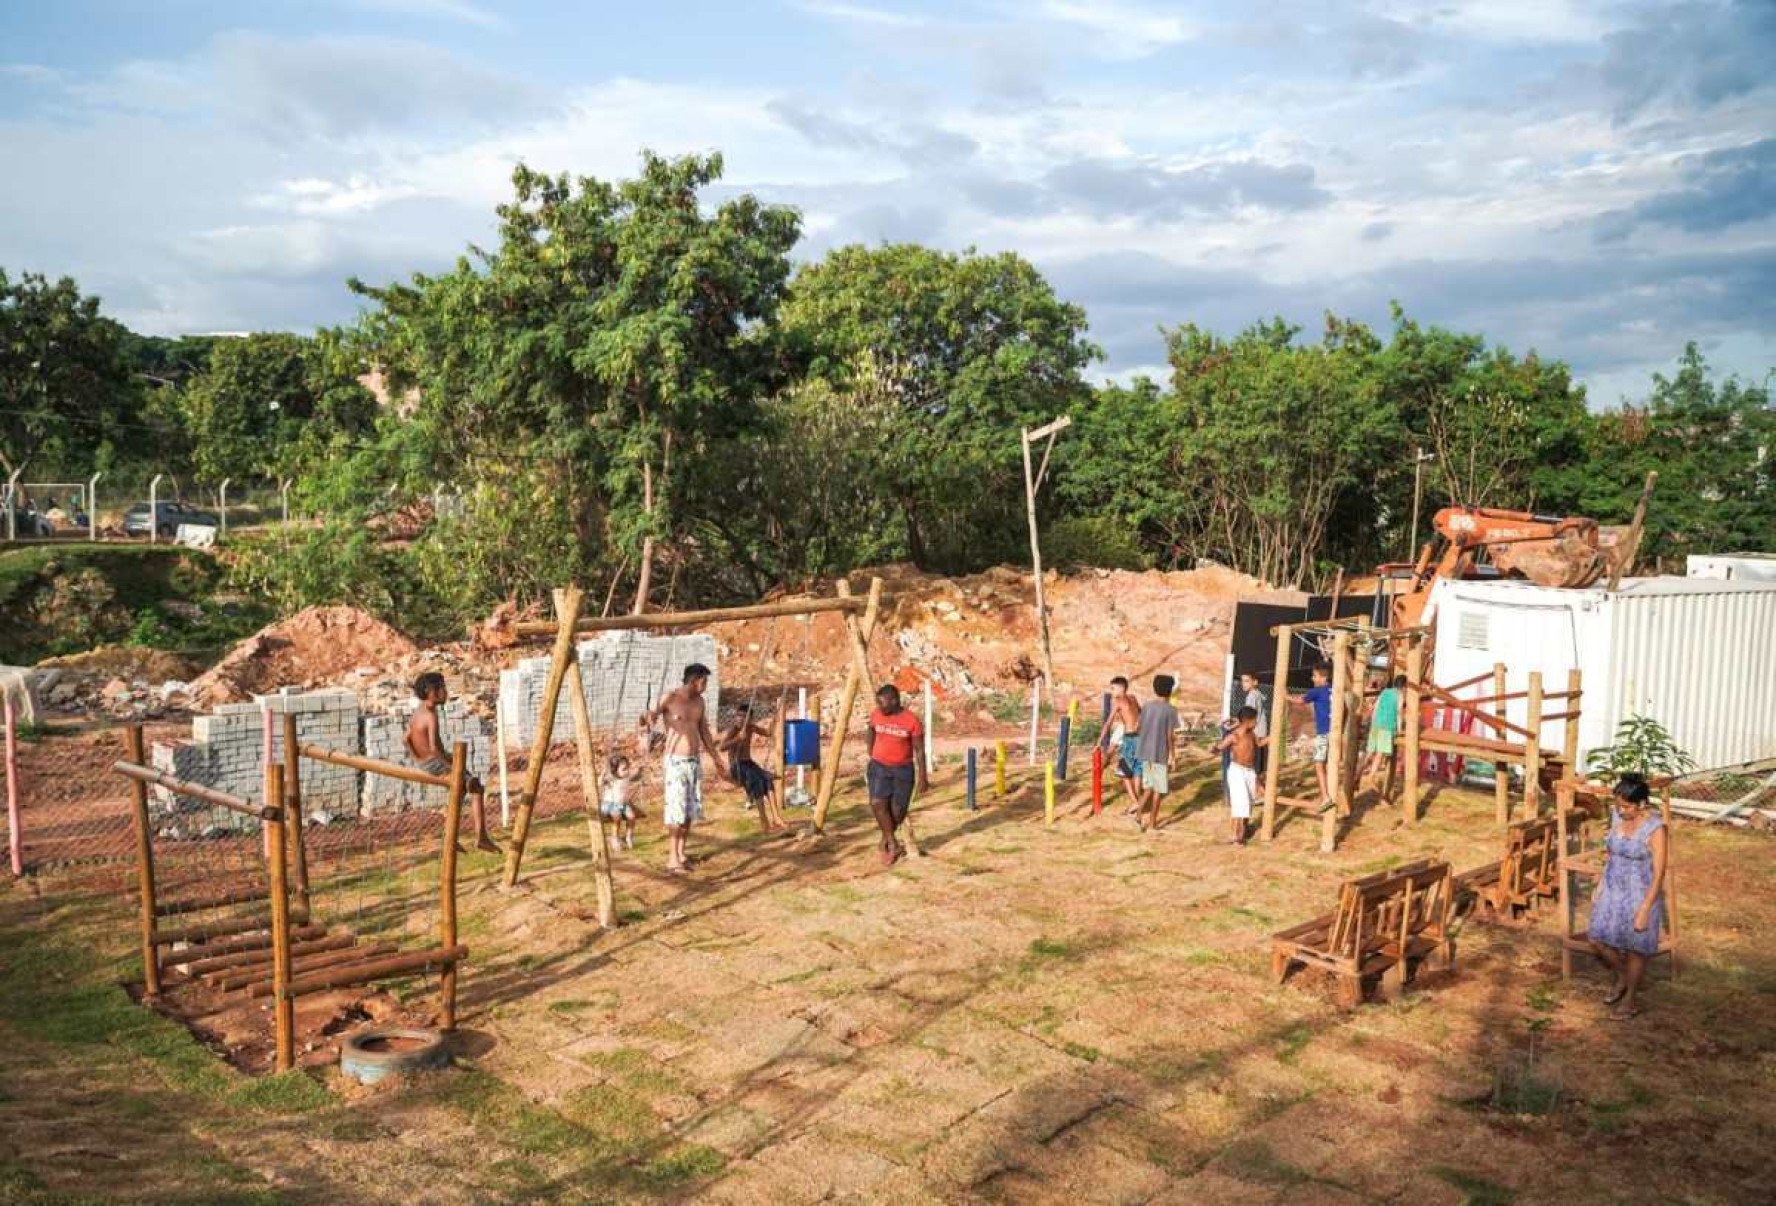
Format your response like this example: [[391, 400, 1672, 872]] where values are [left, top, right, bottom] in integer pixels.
[[1091, 747, 1105, 816]]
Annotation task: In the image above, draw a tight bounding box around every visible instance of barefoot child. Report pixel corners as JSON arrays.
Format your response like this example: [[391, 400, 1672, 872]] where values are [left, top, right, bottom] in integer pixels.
[[1215, 706, 1267, 845], [1133, 675, 1179, 832], [405, 672, 498, 853], [601, 754, 640, 849], [1362, 674, 1405, 794], [1096, 675, 1144, 813], [720, 705, 784, 831], [1294, 664, 1334, 810], [865, 685, 927, 867]]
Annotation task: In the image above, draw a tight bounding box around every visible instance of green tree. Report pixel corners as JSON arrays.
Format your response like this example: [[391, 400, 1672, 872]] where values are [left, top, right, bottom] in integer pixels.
[[180, 331, 375, 485], [778, 244, 1099, 573], [0, 269, 142, 481], [352, 153, 800, 610]]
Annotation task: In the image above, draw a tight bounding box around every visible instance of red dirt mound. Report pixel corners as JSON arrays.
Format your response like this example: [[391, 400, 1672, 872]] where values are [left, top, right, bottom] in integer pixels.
[[190, 607, 419, 705]]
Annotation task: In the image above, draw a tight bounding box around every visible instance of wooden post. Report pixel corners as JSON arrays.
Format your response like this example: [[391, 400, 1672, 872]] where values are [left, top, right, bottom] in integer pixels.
[[439, 741, 465, 1028], [4, 694, 20, 877], [495, 696, 511, 828], [1261, 622, 1292, 842], [812, 578, 883, 833], [503, 585, 585, 887], [1557, 779, 1575, 980], [281, 712, 310, 915], [265, 763, 294, 1073], [1525, 671, 1544, 817], [1341, 621, 1366, 814], [1402, 641, 1423, 826], [1323, 631, 1350, 853], [1563, 668, 1582, 778], [563, 646, 617, 928], [1660, 781, 1678, 978], [1020, 416, 1071, 688], [126, 725, 161, 997], [1493, 663, 1510, 827]]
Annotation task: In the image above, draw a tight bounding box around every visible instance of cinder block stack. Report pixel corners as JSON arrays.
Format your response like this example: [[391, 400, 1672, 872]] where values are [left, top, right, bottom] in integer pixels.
[[497, 631, 720, 749]]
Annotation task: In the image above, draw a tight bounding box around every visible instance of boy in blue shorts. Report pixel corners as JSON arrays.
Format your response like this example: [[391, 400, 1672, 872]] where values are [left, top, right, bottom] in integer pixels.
[[1295, 663, 1334, 810]]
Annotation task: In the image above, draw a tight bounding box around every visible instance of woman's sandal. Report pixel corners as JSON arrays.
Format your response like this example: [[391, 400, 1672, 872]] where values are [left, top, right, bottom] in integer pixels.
[[1609, 1005, 1641, 1021], [1603, 985, 1628, 1007]]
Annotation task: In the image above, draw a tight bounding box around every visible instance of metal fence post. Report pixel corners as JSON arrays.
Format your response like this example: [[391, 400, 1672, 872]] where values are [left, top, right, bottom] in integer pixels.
[[87, 471, 102, 541], [147, 472, 164, 544], [218, 478, 230, 539]]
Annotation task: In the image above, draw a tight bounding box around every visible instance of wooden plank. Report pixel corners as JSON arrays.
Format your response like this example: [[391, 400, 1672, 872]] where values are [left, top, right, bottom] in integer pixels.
[[112, 761, 276, 820], [155, 887, 270, 917], [512, 595, 867, 638], [299, 742, 448, 788], [222, 944, 394, 994], [190, 933, 353, 978], [169, 925, 327, 972]]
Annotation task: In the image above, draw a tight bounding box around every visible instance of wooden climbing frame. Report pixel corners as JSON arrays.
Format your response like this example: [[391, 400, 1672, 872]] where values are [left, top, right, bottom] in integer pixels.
[[114, 726, 469, 1072], [1407, 662, 1583, 826], [499, 578, 885, 889]]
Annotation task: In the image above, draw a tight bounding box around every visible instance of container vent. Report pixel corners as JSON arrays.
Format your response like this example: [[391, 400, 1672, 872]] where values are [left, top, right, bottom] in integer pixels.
[[1456, 610, 1489, 652]]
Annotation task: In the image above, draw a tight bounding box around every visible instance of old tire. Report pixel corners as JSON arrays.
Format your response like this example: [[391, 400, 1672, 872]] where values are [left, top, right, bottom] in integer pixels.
[[340, 1026, 449, 1085]]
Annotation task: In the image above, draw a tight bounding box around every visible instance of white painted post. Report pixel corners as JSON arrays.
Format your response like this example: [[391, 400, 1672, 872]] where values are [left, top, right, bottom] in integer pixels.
[[1221, 651, 1236, 720], [923, 684, 934, 769], [87, 471, 101, 542], [4, 469, 20, 543], [218, 478, 231, 539], [1027, 677, 1041, 766], [495, 696, 511, 827], [796, 686, 808, 795], [147, 473, 164, 544], [280, 478, 293, 527]]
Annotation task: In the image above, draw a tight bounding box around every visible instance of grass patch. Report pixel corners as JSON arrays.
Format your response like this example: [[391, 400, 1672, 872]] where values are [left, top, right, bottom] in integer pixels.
[[618, 908, 648, 924], [1433, 1166, 1516, 1205], [1061, 1040, 1102, 1063], [634, 1143, 726, 1189], [1219, 1138, 1312, 1186], [1525, 982, 1559, 1012], [1274, 1023, 1314, 1066]]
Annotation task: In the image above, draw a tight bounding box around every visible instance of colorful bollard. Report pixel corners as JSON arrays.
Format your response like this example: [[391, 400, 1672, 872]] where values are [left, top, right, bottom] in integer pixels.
[[1091, 746, 1104, 816], [1055, 715, 1072, 780], [966, 747, 978, 812], [995, 741, 1008, 799], [1044, 761, 1055, 827]]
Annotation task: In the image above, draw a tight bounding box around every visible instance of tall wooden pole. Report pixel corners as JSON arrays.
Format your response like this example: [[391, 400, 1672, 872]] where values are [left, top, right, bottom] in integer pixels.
[[1492, 663, 1510, 828], [1525, 671, 1544, 818], [563, 640, 618, 929], [1020, 417, 1070, 689], [126, 725, 160, 997], [813, 577, 883, 834], [503, 585, 586, 887], [837, 577, 915, 853], [265, 763, 294, 1072], [1557, 780, 1575, 980], [1606, 470, 1657, 592], [439, 740, 465, 1029], [1261, 623, 1292, 842], [1323, 631, 1350, 853], [1402, 641, 1423, 826], [281, 712, 310, 916], [1563, 668, 1582, 779]]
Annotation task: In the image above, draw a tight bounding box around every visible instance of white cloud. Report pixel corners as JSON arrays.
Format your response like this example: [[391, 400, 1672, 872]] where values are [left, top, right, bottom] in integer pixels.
[[346, 0, 505, 28], [1032, 0, 1200, 59], [1365, 0, 1627, 43]]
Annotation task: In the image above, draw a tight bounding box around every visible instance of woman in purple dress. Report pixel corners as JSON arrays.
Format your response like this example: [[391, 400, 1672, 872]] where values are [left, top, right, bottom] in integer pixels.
[[1586, 775, 1670, 1020]]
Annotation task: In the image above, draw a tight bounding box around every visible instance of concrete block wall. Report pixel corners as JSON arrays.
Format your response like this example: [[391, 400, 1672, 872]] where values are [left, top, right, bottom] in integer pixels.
[[147, 689, 489, 831], [498, 631, 719, 749], [360, 701, 490, 816]]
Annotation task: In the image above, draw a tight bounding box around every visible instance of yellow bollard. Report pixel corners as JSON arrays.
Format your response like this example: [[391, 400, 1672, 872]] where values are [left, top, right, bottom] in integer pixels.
[[995, 741, 1008, 799], [1068, 698, 1079, 725], [1044, 761, 1056, 827]]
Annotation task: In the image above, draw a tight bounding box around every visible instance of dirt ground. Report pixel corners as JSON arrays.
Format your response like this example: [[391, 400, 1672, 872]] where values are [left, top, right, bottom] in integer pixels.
[[3, 746, 1773, 1205]]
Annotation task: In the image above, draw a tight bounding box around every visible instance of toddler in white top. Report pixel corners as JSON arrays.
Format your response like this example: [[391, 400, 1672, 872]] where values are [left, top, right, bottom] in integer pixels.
[[601, 754, 641, 849]]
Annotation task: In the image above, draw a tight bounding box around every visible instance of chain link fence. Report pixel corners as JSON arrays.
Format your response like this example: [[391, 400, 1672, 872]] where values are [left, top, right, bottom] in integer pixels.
[[1666, 758, 1776, 828]]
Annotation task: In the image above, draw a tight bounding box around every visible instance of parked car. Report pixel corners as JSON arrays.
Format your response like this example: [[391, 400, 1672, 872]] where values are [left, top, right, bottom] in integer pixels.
[[123, 500, 220, 538]]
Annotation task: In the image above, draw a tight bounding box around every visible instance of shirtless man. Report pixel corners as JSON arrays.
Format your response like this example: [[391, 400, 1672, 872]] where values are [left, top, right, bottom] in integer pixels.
[[1094, 676, 1144, 813], [405, 672, 497, 852], [719, 704, 784, 831], [639, 663, 729, 873]]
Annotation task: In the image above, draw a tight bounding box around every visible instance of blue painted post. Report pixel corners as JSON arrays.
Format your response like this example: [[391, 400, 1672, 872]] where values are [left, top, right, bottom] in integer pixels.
[[965, 748, 978, 812], [1055, 716, 1072, 780]]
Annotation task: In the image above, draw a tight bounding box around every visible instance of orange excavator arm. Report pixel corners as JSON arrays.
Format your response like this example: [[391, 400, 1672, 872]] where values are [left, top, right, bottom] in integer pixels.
[[1384, 506, 1609, 630]]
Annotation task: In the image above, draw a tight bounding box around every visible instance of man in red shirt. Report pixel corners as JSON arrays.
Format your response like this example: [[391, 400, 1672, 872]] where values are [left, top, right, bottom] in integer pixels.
[[865, 684, 928, 867]]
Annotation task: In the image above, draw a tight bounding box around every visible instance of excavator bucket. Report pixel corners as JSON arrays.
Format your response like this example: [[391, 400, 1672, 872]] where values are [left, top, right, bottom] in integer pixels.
[[1488, 530, 1609, 589]]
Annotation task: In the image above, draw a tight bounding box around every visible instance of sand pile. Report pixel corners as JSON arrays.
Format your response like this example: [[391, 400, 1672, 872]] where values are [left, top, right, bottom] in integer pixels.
[[190, 606, 418, 705]]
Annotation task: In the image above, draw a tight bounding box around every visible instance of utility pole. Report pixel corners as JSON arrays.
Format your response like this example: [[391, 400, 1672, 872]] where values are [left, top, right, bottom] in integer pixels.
[[1407, 447, 1436, 558], [1020, 415, 1071, 688]]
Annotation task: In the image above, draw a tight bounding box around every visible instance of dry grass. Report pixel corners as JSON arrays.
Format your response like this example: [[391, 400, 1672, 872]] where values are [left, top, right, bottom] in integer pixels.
[[3, 750, 1773, 1204]]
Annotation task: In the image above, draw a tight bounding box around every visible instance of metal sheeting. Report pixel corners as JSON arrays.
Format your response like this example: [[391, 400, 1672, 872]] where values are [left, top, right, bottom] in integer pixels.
[[1430, 578, 1776, 771], [1608, 584, 1776, 771]]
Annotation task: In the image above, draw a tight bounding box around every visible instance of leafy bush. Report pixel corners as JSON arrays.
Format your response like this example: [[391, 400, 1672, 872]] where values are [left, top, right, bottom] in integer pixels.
[[1043, 516, 1149, 571], [1586, 714, 1695, 779]]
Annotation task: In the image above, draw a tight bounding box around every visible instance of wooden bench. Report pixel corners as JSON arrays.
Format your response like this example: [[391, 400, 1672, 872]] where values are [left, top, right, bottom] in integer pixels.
[[1271, 860, 1455, 1006], [1455, 817, 1558, 918]]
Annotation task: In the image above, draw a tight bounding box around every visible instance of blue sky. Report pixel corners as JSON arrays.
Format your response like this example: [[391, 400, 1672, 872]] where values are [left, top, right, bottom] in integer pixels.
[[2, 0, 1772, 403]]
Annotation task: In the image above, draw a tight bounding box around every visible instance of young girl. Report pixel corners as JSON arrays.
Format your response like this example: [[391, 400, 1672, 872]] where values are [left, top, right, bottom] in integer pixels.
[[601, 754, 641, 849]]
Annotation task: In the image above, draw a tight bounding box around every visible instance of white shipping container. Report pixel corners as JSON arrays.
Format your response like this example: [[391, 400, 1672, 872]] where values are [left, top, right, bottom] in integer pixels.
[[1426, 576, 1776, 772], [1687, 553, 1776, 582]]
